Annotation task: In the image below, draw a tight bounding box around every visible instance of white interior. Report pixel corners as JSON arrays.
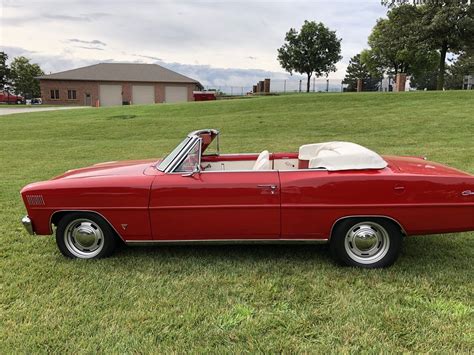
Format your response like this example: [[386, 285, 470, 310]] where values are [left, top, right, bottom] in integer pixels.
[[253, 150, 271, 170], [202, 157, 298, 172], [202, 160, 255, 171], [200, 142, 386, 172], [299, 142, 387, 171], [273, 158, 298, 170]]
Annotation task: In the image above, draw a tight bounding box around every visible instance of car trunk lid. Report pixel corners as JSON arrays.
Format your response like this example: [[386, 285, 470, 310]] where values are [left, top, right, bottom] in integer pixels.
[[383, 155, 471, 177]]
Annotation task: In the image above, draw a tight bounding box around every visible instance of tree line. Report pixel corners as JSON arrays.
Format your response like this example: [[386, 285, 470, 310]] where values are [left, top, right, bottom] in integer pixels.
[[2, 1, 473, 97], [0, 52, 44, 99], [277, 1, 473, 92]]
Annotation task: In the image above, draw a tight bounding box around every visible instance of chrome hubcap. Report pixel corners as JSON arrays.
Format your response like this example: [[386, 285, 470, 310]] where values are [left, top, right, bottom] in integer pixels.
[[64, 219, 104, 258], [344, 222, 390, 264]]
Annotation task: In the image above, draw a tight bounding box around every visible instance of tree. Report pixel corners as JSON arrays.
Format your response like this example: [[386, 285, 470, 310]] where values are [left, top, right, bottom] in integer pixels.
[[367, 5, 434, 77], [343, 54, 381, 91], [360, 49, 385, 78], [408, 51, 439, 90], [420, 2, 474, 89], [381, 0, 474, 90], [9, 56, 44, 98], [365, 4, 451, 90], [277, 21, 342, 92], [0, 52, 10, 90], [382, 0, 472, 7], [445, 46, 474, 89]]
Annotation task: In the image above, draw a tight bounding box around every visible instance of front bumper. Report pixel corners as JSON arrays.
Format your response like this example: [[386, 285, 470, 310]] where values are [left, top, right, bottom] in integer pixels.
[[21, 215, 34, 235]]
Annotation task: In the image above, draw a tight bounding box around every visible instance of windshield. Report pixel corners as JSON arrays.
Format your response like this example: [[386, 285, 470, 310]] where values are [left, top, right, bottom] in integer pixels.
[[157, 137, 191, 171], [175, 140, 201, 172]]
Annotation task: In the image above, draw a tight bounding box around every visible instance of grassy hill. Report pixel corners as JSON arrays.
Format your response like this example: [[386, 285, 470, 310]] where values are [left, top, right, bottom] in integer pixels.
[[1, 91, 473, 352]]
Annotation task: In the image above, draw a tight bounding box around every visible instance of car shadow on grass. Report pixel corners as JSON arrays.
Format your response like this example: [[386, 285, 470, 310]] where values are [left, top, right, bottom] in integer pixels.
[[107, 233, 472, 273], [114, 243, 332, 265]]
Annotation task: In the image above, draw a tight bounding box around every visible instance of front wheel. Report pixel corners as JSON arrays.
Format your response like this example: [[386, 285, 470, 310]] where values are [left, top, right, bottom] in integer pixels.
[[330, 218, 403, 268], [56, 212, 117, 259]]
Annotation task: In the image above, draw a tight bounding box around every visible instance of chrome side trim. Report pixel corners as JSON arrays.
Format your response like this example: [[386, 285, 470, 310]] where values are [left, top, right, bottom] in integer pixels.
[[329, 215, 407, 240], [212, 153, 260, 156], [197, 168, 327, 173], [167, 167, 326, 175], [462, 190, 474, 196], [49, 210, 125, 241], [21, 215, 34, 235], [167, 169, 280, 175], [125, 238, 328, 245]]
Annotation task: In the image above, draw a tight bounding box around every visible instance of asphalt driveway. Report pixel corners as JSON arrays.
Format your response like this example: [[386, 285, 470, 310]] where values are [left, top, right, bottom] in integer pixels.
[[0, 106, 90, 116]]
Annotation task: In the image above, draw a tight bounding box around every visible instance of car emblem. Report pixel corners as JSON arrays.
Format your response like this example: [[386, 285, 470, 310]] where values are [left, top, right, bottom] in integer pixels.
[[121, 224, 128, 230]]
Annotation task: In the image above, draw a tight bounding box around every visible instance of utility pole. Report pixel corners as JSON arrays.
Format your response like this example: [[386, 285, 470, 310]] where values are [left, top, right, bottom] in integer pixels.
[[299, 80, 302, 93]]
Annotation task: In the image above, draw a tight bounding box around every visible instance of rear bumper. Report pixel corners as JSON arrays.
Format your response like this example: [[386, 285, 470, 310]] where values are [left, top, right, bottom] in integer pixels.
[[21, 215, 34, 235]]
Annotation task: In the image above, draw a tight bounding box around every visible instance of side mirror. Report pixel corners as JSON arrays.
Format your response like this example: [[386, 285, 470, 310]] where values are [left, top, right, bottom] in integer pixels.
[[182, 163, 201, 177]]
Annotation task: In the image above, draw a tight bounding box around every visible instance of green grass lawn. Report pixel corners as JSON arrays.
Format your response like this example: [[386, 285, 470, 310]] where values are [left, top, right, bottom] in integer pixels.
[[1, 91, 473, 353]]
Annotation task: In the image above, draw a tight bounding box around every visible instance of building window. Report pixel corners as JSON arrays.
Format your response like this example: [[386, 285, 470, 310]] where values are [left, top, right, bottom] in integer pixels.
[[67, 89, 77, 100], [50, 89, 59, 100]]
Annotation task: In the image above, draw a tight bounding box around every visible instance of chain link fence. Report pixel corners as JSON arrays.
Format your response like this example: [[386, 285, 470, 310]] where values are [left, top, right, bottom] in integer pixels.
[[201, 74, 473, 96], [203, 78, 347, 96], [201, 74, 474, 95]]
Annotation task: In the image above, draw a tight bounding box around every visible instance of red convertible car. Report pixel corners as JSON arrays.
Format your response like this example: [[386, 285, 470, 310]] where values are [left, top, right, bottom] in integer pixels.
[[21, 129, 474, 268]]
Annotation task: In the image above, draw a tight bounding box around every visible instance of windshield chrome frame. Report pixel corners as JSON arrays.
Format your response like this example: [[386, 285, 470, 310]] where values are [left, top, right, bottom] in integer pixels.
[[157, 129, 220, 173], [171, 138, 202, 174], [162, 137, 199, 173], [156, 137, 191, 172]]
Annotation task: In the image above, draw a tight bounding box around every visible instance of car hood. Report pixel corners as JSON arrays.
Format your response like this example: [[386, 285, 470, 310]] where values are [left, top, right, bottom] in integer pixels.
[[52, 159, 159, 180], [384, 155, 472, 177]]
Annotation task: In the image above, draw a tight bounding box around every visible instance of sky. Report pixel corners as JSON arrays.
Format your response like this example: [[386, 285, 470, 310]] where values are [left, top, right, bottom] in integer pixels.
[[1, 0, 387, 89]]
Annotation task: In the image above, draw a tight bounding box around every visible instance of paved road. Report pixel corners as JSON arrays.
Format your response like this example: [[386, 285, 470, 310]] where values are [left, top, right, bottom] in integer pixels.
[[0, 106, 90, 116]]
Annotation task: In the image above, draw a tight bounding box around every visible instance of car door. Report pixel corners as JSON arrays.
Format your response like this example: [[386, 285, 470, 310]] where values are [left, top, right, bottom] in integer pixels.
[[279, 170, 331, 240], [149, 170, 281, 240]]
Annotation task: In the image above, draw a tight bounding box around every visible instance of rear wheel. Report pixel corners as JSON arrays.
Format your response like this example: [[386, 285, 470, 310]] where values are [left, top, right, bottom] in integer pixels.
[[56, 212, 116, 259], [330, 218, 402, 268]]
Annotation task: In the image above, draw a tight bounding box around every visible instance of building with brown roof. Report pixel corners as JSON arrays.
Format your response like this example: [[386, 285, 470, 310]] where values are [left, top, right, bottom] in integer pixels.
[[38, 63, 203, 106]]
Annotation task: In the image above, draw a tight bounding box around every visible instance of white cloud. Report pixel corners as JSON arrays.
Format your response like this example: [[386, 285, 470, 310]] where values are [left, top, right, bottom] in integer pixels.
[[2, 0, 387, 86]]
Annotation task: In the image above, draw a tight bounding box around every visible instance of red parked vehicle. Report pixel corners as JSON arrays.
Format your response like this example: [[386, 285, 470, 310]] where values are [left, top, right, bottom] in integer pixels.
[[0, 90, 23, 104], [20, 129, 474, 267], [193, 91, 217, 101]]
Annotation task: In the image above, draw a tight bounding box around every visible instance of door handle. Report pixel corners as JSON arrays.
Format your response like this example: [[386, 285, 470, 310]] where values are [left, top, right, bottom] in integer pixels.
[[257, 184, 278, 194]]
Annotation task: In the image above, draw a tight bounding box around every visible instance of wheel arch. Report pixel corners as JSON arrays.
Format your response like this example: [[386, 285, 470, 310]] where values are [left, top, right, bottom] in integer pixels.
[[329, 215, 407, 241], [50, 210, 125, 242]]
